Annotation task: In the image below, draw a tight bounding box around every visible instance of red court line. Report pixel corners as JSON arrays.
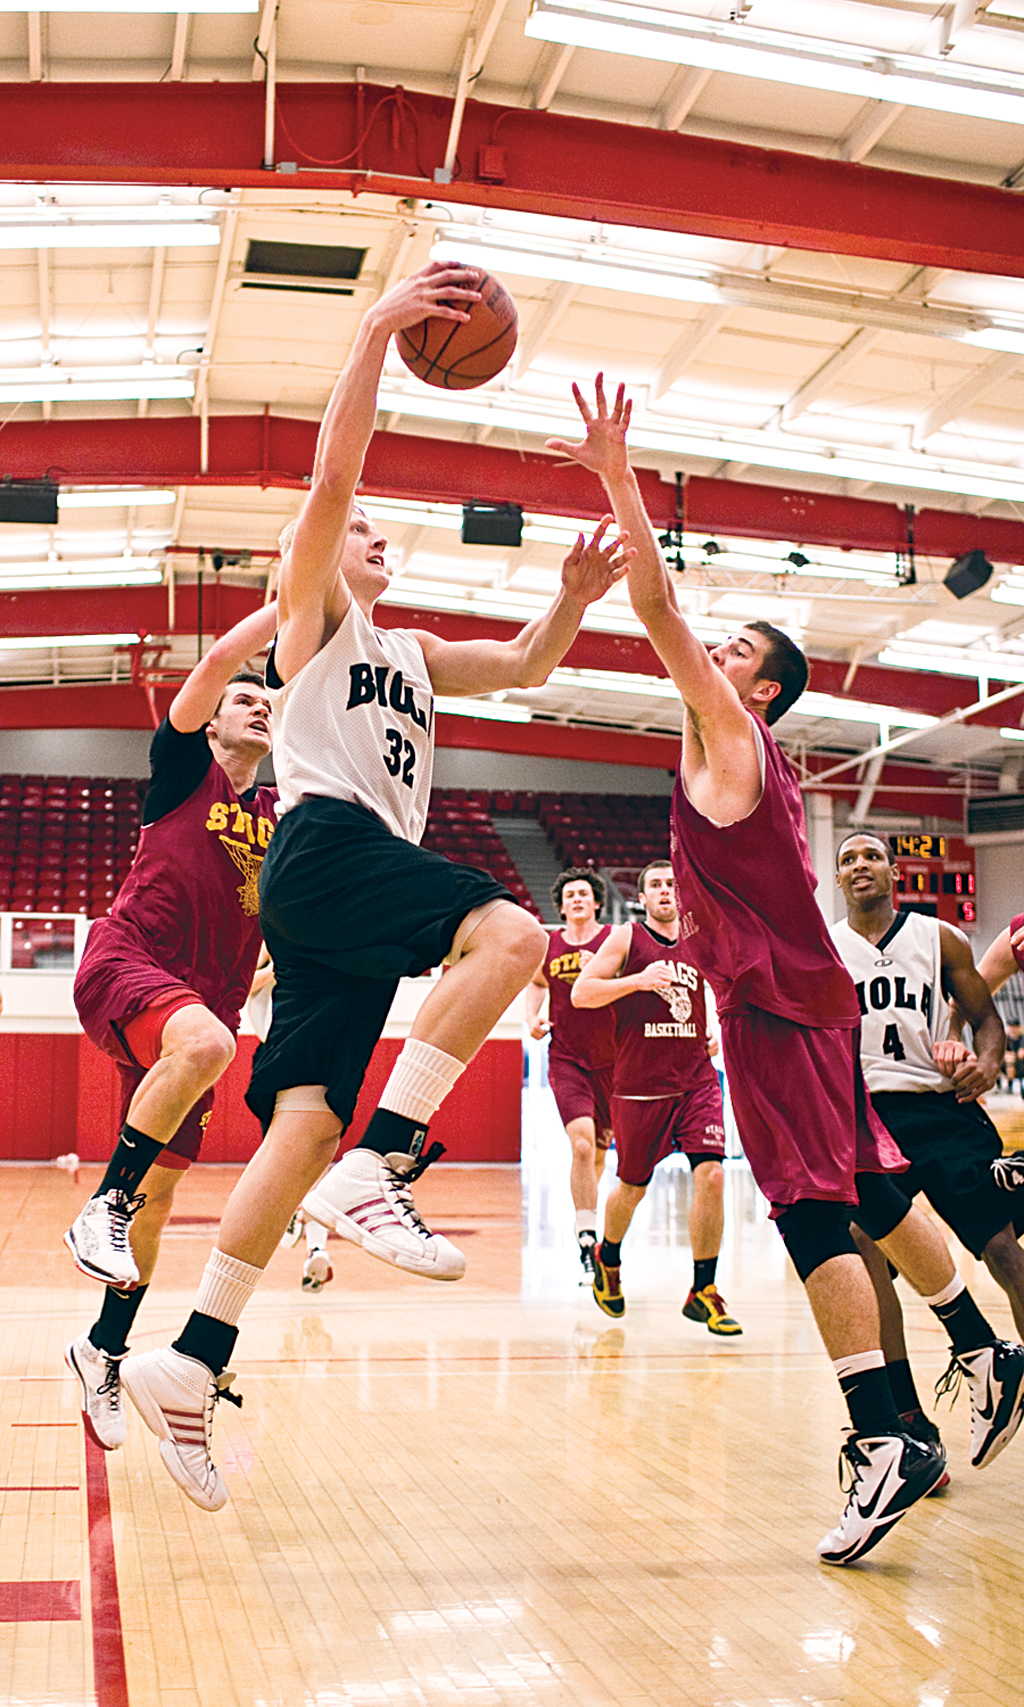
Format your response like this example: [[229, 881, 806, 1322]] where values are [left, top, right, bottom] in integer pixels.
[[84, 1434, 130, 1707], [0, 1485, 79, 1492], [0, 1581, 81, 1623], [11, 1420, 77, 1427]]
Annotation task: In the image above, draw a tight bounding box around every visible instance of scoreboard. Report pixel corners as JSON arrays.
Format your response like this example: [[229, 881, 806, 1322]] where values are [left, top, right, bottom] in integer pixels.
[[888, 834, 976, 929]]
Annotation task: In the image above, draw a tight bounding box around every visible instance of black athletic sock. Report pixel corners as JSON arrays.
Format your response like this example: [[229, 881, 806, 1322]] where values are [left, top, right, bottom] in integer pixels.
[[885, 1356, 924, 1417], [930, 1288, 996, 1355], [693, 1257, 718, 1293], [838, 1363, 902, 1437], [96, 1125, 164, 1199], [89, 1284, 149, 1358], [173, 1311, 239, 1379], [358, 1109, 428, 1160], [599, 1239, 622, 1268]]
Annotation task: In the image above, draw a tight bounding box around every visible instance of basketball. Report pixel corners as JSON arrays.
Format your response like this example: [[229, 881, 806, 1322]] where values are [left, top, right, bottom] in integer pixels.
[[397, 271, 518, 390]]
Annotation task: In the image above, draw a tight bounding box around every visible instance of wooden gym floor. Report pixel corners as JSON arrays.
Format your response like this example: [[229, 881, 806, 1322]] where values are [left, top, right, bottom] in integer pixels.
[[2, 1083, 1023, 1707]]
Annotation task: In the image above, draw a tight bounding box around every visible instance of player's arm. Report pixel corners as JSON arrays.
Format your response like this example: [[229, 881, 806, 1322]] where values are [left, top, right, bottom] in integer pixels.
[[526, 967, 550, 1039], [572, 925, 672, 1007], [249, 944, 275, 999], [934, 924, 1005, 1102], [274, 263, 482, 683], [412, 523, 632, 696], [977, 925, 1022, 996], [546, 377, 761, 823], [168, 601, 279, 733]]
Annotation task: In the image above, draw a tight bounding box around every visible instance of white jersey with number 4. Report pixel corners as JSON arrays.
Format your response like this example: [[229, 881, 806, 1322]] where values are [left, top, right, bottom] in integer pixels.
[[829, 911, 951, 1095], [268, 598, 434, 844]]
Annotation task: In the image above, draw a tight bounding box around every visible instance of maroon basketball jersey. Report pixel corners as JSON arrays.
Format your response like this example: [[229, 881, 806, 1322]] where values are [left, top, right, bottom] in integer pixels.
[[76, 759, 278, 1036], [613, 923, 717, 1097], [670, 717, 860, 1029], [545, 924, 616, 1069]]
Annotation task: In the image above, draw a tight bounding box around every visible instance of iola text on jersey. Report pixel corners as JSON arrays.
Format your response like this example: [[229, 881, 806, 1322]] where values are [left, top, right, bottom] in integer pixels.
[[830, 910, 951, 1095], [268, 598, 434, 844]]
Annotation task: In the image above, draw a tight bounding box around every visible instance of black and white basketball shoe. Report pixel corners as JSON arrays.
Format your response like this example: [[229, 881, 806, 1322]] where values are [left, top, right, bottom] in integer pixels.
[[817, 1432, 945, 1566]]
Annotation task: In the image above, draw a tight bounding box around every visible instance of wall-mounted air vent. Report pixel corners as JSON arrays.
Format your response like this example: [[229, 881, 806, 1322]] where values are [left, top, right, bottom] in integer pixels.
[[967, 796, 1024, 837], [241, 240, 367, 296]]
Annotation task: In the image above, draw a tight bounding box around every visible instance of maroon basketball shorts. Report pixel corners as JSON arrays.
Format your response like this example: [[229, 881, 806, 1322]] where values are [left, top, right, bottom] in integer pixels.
[[613, 1077, 725, 1188], [721, 1007, 906, 1214], [548, 1054, 615, 1148]]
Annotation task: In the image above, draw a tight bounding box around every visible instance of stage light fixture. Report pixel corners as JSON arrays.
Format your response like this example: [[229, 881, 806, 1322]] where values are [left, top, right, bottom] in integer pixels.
[[943, 550, 993, 600]]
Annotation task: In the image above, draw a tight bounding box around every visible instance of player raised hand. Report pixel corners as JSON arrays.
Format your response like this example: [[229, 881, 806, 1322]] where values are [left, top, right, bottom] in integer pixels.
[[559, 514, 634, 606], [546, 373, 632, 482], [370, 261, 483, 338]]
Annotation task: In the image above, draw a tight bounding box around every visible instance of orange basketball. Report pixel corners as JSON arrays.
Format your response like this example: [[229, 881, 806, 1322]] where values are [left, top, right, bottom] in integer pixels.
[[397, 272, 518, 390]]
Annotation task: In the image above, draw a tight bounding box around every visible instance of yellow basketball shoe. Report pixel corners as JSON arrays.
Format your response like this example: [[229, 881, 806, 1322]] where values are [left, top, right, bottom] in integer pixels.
[[682, 1284, 742, 1336]]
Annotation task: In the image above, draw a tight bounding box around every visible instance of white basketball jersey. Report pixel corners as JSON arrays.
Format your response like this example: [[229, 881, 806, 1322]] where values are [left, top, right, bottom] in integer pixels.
[[829, 911, 951, 1094], [269, 599, 434, 844]]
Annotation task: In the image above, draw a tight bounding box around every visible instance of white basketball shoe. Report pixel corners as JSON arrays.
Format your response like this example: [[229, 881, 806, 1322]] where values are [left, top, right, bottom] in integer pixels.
[[302, 1146, 465, 1280], [121, 1346, 241, 1512]]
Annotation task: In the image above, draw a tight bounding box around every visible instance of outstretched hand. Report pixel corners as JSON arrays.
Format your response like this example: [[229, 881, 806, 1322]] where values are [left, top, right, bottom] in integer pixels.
[[546, 373, 632, 482], [371, 260, 483, 339], [560, 515, 635, 606]]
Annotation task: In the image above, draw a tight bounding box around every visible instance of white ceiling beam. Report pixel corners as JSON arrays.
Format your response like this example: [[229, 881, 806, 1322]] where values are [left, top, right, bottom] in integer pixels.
[[850, 751, 886, 823], [912, 350, 1022, 448], [27, 11, 43, 81], [532, 42, 574, 110], [649, 305, 731, 404], [193, 208, 238, 419], [251, 0, 277, 80], [138, 246, 167, 421], [512, 280, 576, 380], [170, 12, 190, 82], [466, 0, 509, 76], [836, 101, 907, 163], [941, 0, 994, 54], [657, 65, 712, 131], [37, 249, 50, 421], [781, 328, 882, 424], [443, 33, 477, 178]]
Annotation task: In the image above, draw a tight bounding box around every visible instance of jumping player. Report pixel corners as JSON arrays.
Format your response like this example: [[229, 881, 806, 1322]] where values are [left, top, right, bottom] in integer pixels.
[[833, 833, 1024, 1339], [549, 374, 1024, 1566], [974, 915, 1024, 1191], [572, 859, 739, 1333], [119, 263, 633, 1511], [64, 604, 279, 1449], [526, 867, 616, 1279]]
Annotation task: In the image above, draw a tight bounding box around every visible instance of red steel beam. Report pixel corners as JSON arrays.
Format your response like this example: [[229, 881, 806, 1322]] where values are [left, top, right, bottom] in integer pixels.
[[0, 587, 1018, 731], [5, 415, 1024, 565], [1, 82, 1024, 276]]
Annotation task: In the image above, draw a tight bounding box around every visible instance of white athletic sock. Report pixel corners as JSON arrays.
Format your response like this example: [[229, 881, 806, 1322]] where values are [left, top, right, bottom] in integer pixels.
[[575, 1212, 597, 1241], [304, 1219, 329, 1253], [194, 1249, 264, 1328], [923, 1274, 965, 1309], [379, 1039, 465, 1127], [832, 1349, 886, 1382]]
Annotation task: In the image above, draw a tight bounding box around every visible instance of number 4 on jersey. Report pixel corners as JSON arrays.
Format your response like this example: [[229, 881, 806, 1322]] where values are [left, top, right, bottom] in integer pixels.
[[882, 1023, 906, 1062]]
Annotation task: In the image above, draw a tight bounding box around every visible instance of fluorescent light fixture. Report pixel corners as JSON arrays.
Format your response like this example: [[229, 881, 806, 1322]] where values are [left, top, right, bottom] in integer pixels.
[[0, 562, 163, 591], [547, 666, 680, 699], [0, 2, 256, 10], [0, 632, 141, 651], [879, 645, 1024, 682], [0, 367, 194, 404], [1000, 727, 1024, 742], [376, 383, 1024, 505], [991, 581, 1024, 607], [790, 691, 936, 730], [432, 232, 719, 305], [0, 222, 218, 251], [58, 489, 176, 510], [963, 327, 1024, 355], [433, 695, 531, 723], [526, 0, 1024, 128]]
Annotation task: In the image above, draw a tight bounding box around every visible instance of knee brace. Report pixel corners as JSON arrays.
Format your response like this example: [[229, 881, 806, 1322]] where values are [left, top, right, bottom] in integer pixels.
[[851, 1171, 912, 1243], [776, 1199, 858, 1282]]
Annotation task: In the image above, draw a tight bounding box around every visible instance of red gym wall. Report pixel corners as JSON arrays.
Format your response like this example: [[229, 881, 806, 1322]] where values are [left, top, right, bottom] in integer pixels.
[[0, 1034, 523, 1165]]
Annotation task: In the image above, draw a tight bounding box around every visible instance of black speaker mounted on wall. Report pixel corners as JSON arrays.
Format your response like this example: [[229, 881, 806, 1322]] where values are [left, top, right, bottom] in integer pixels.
[[461, 503, 523, 548], [943, 549, 993, 600], [0, 479, 59, 525]]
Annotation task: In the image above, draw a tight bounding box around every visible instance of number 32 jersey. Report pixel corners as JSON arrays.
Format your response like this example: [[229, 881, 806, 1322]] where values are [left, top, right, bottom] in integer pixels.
[[829, 911, 951, 1094], [268, 598, 434, 844]]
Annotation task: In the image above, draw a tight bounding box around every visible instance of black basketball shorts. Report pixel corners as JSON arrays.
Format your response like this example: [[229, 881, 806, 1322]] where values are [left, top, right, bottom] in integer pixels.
[[868, 1088, 1016, 1258], [245, 797, 513, 1133]]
